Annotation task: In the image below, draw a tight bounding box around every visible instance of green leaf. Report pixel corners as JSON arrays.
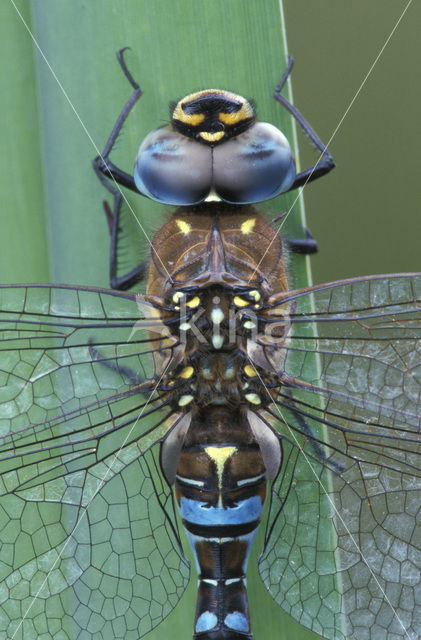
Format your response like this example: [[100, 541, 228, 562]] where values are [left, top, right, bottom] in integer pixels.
[[0, 0, 48, 283], [1, 1, 327, 639]]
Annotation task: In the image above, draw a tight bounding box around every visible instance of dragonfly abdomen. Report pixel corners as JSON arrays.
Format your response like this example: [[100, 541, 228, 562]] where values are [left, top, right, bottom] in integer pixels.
[[173, 407, 268, 639]]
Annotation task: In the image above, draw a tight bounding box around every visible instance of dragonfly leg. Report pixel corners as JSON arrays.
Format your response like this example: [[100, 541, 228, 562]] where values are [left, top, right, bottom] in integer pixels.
[[93, 48, 142, 193], [274, 55, 335, 191], [102, 199, 146, 290], [93, 48, 146, 290], [287, 227, 318, 255]]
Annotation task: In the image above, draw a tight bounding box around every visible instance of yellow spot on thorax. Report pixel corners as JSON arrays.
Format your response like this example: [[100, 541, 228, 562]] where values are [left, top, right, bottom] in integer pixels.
[[205, 446, 236, 489], [186, 296, 200, 309], [240, 218, 256, 234], [178, 394, 194, 407], [233, 295, 250, 308], [176, 220, 191, 235], [245, 393, 261, 405], [173, 291, 184, 303], [179, 366, 194, 379], [244, 364, 257, 378]]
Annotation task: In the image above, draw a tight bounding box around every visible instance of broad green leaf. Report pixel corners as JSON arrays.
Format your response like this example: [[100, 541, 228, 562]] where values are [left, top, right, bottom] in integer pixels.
[[1, 2, 327, 639]]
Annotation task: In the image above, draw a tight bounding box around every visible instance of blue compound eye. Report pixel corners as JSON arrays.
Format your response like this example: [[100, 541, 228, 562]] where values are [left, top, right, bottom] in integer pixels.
[[134, 121, 296, 206], [134, 126, 212, 205], [213, 122, 296, 204]]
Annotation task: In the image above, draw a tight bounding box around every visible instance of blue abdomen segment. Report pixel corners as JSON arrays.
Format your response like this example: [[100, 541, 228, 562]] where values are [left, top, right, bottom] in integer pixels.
[[174, 428, 269, 640], [179, 494, 264, 527]]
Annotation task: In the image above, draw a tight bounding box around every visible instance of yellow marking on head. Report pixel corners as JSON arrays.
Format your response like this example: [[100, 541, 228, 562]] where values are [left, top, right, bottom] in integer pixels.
[[244, 364, 257, 378], [180, 366, 194, 379], [173, 90, 253, 124], [176, 220, 191, 235], [186, 113, 205, 126], [205, 446, 237, 489], [233, 296, 250, 308], [249, 290, 261, 301], [172, 102, 205, 125], [240, 218, 256, 234], [186, 296, 200, 309], [172, 91, 210, 124], [219, 101, 253, 126], [199, 131, 225, 143]]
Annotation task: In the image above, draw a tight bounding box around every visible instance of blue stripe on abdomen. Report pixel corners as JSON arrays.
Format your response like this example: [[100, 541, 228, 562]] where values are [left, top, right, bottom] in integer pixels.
[[179, 494, 264, 526]]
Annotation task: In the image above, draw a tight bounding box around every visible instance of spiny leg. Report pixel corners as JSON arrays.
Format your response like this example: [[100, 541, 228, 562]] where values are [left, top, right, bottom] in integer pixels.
[[93, 48, 146, 290], [93, 47, 142, 192], [274, 55, 335, 191], [102, 199, 147, 290]]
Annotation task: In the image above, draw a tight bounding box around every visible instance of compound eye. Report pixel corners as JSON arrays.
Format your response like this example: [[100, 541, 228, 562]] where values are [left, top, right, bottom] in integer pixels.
[[213, 122, 296, 204], [134, 126, 212, 205]]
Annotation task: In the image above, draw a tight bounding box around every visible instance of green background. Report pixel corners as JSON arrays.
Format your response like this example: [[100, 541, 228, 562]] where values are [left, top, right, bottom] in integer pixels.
[[0, 1, 420, 639], [284, 0, 420, 282], [2, 1, 420, 286]]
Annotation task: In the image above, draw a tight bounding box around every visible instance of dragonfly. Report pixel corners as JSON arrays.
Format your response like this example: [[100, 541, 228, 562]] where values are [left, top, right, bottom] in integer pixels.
[[0, 50, 420, 640]]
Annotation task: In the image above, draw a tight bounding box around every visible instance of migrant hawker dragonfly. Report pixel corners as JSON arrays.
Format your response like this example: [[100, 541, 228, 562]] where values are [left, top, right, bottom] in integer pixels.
[[0, 51, 420, 640]]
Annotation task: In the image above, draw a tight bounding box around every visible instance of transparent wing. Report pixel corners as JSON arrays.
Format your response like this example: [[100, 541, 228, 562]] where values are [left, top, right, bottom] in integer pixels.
[[258, 274, 421, 640], [0, 285, 189, 639]]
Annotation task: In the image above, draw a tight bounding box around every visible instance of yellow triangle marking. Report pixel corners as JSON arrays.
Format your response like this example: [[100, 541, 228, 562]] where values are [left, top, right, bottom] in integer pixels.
[[205, 446, 237, 489]]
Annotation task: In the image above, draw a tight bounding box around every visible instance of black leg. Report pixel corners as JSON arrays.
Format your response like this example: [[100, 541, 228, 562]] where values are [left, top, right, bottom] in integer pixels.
[[287, 228, 318, 255], [102, 200, 147, 290], [93, 48, 147, 290], [92, 48, 142, 194], [271, 214, 318, 256], [93, 162, 146, 290], [274, 55, 335, 191]]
